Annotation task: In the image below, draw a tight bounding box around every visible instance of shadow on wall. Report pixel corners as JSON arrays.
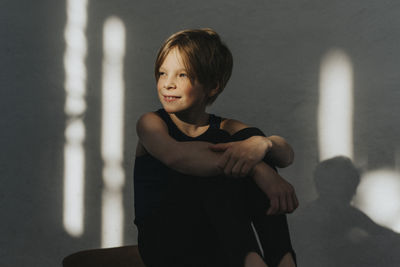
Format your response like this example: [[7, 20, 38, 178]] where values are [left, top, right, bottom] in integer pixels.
[[292, 156, 400, 267]]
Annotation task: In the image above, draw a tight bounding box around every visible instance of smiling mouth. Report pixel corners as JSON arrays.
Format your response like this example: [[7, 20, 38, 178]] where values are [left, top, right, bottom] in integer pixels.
[[163, 95, 181, 101]]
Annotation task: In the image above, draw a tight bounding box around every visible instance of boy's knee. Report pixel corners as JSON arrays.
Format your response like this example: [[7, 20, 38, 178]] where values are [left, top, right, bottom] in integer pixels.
[[277, 252, 296, 267], [244, 252, 268, 267]]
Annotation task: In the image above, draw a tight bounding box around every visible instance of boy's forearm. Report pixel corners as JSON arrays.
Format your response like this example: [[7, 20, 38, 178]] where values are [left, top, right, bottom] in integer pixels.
[[251, 161, 298, 214], [168, 141, 223, 177], [265, 135, 294, 168], [166, 136, 294, 176], [251, 161, 278, 189]]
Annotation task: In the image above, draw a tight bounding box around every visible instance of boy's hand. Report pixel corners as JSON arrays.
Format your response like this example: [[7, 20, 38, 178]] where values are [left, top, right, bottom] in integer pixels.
[[264, 175, 298, 215], [208, 136, 272, 178], [253, 163, 299, 215]]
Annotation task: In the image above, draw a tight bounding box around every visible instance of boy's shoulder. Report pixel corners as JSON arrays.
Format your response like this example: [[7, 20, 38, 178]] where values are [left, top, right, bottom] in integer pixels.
[[136, 111, 168, 137], [220, 117, 250, 135], [137, 111, 164, 125]]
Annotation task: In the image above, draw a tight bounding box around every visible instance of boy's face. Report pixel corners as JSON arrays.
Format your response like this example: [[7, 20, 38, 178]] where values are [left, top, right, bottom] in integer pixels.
[[157, 48, 208, 114]]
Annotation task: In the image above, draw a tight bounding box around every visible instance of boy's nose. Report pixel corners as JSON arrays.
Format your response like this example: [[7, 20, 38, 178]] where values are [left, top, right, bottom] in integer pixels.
[[164, 78, 176, 89]]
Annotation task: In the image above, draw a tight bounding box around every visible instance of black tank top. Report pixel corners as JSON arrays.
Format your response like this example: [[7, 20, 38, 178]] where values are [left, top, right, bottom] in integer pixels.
[[156, 108, 231, 142], [133, 108, 269, 225]]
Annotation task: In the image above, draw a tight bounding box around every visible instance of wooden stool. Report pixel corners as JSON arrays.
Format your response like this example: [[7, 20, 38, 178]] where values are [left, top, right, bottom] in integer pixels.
[[62, 245, 145, 267]]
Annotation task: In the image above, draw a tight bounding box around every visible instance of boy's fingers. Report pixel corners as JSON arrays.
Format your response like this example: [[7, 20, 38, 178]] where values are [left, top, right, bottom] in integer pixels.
[[231, 159, 245, 178], [217, 152, 229, 170], [240, 163, 251, 177], [223, 155, 236, 176], [279, 194, 287, 214], [267, 197, 279, 215], [286, 193, 294, 213]]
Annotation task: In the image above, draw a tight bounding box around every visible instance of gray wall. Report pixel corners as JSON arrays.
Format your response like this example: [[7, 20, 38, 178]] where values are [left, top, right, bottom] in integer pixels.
[[2, 0, 400, 266]]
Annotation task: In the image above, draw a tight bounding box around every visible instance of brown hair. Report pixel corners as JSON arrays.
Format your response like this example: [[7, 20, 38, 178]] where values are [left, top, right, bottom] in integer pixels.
[[155, 28, 233, 106]]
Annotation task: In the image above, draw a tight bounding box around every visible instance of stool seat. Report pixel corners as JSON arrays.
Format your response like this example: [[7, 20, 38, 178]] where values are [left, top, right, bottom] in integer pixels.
[[62, 245, 145, 267]]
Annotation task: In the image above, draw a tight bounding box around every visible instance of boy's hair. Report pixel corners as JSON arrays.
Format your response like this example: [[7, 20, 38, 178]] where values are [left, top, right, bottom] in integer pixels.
[[155, 28, 233, 106]]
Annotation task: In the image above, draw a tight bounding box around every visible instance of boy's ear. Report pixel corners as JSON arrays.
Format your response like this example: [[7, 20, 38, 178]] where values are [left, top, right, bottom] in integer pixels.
[[208, 84, 220, 97]]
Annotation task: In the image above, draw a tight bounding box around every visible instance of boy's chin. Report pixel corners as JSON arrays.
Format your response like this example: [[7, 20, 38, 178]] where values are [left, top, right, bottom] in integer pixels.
[[161, 105, 177, 114]]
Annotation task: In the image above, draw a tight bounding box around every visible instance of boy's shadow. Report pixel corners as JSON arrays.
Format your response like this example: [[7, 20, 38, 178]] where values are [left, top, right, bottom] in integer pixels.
[[292, 156, 400, 267]]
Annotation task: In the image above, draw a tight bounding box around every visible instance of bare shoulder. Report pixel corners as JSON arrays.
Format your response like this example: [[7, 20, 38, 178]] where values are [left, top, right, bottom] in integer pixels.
[[135, 111, 167, 157], [137, 111, 163, 126], [136, 111, 167, 132], [220, 117, 250, 135]]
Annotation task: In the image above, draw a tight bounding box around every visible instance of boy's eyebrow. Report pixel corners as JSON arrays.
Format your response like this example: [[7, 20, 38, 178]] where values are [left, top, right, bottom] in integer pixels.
[[159, 67, 187, 72]]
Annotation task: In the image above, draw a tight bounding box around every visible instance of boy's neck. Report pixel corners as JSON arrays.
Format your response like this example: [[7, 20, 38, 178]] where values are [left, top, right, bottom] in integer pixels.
[[168, 109, 210, 137]]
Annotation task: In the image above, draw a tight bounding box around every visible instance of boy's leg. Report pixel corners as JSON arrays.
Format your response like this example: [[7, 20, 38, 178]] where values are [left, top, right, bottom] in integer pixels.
[[245, 252, 269, 267], [252, 214, 296, 267], [137, 207, 202, 267], [137, 176, 223, 267], [198, 176, 265, 267], [245, 178, 297, 267]]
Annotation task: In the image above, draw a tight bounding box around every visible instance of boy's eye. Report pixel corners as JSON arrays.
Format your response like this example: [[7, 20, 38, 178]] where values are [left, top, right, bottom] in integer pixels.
[[179, 73, 187, 78], [159, 71, 166, 76]]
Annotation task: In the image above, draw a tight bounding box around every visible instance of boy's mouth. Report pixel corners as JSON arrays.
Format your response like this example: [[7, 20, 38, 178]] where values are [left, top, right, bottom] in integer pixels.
[[163, 95, 181, 102]]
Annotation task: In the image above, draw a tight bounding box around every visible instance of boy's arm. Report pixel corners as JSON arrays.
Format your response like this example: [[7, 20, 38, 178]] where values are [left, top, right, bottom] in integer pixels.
[[137, 112, 298, 214], [252, 161, 298, 214], [264, 135, 294, 168], [137, 113, 294, 176], [213, 119, 299, 214], [136, 112, 224, 177], [209, 119, 294, 177]]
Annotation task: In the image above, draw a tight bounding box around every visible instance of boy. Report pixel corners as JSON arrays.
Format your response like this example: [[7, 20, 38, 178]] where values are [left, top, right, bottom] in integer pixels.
[[134, 28, 297, 267]]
